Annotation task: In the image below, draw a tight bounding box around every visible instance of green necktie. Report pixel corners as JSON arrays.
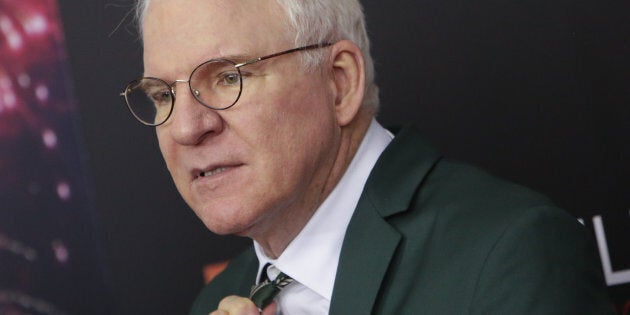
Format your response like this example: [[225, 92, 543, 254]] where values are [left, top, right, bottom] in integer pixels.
[[249, 265, 294, 311]]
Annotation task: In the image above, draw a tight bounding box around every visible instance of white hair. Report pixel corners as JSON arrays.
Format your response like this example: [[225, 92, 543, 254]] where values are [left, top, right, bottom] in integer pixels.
[[135, 0, 380, 111]]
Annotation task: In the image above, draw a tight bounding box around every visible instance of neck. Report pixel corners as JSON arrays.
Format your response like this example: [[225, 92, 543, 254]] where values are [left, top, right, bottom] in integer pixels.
[[255, 110, 374, 259]]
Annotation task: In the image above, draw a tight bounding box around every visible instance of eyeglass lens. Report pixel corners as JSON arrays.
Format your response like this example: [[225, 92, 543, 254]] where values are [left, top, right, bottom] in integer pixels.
[[124, 59, 243, 126]]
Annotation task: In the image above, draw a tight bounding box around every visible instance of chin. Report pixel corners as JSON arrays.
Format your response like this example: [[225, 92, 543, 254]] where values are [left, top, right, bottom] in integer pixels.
[[194, 204, 259, 237], [202, 221, 256, 238]]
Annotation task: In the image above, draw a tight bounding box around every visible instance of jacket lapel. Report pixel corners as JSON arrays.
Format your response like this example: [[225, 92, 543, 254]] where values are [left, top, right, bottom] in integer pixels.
[[329, 197, 401, 315], [329, 126, 441, 315], [237, 251, 259, 296]]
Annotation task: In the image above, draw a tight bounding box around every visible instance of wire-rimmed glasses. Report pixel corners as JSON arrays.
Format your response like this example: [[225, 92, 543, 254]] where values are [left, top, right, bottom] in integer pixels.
[[120, 43, 332, 126]]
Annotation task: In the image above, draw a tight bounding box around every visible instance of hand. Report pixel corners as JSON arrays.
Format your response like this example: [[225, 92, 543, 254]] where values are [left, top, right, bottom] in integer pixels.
[[209, 295, 277, 315]]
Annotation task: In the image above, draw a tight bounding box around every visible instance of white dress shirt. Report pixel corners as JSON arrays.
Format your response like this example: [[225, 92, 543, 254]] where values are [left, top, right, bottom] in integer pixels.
[[253, 119, 393, 314]]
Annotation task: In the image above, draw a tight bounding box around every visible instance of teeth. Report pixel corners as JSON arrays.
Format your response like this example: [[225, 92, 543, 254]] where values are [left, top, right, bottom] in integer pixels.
[[201, 167, 227, 177]]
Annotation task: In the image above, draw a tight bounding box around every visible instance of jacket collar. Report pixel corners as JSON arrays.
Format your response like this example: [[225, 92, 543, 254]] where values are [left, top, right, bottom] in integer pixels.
[[329, 125, 441, 315]]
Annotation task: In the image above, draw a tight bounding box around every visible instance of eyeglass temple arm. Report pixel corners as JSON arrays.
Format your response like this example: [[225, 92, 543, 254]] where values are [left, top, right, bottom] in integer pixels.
[[235, 43, 332, 68]]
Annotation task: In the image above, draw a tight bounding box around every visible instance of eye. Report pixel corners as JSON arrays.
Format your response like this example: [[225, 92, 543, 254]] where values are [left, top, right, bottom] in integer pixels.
[[218, 72, 241, 86], [149, 90, 173, 107]]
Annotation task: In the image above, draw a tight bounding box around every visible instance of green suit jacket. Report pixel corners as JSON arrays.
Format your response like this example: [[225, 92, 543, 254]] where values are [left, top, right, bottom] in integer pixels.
[[190, 126, 612, 314]]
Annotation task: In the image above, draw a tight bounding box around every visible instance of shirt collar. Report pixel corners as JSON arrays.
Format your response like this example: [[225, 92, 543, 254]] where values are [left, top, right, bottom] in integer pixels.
[[254, 119, 393, 300]]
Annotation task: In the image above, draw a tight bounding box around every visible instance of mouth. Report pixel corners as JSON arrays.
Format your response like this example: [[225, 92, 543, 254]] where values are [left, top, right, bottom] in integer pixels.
[[200, 167, 229, 177], [195, 164, 243, 180]]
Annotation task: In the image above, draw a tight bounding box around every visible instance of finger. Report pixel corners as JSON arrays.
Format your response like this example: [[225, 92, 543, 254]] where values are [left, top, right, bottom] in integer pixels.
[[261, 301, 277, 315], [216, 295, 260, 315]]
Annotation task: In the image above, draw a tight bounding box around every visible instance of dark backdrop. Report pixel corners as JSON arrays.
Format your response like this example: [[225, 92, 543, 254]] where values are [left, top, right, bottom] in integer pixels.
[[58, 0, 630, 314]]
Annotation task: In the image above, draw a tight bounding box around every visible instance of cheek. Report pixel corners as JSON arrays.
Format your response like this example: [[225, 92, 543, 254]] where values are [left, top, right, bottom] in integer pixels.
[[252, 99, 334, 162], [266, 80, 335, 132], [251, 96, 338, 181]]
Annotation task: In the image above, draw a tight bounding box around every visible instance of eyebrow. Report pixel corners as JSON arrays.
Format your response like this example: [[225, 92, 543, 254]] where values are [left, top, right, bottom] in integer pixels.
[[203, 53, 253, 63], [141, 52, 266, 78]]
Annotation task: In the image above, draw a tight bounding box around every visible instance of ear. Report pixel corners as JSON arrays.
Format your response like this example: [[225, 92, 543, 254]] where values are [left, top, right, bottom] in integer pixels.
[[328, 40, 366, 127]]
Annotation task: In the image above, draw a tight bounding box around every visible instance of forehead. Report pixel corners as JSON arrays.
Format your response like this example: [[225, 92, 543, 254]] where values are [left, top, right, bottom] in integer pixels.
[[142, 0, 290, 75]]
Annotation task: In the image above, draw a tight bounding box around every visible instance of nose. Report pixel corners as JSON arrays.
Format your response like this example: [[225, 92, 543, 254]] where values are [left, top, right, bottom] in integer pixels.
[[164, 81, 224, 145]]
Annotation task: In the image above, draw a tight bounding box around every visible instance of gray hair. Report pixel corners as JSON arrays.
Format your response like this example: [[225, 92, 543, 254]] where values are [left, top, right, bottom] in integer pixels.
[[135, 0, 379, 111]]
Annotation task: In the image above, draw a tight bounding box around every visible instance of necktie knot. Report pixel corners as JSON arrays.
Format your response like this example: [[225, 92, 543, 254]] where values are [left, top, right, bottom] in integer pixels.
[[249, 264, 294, 311]]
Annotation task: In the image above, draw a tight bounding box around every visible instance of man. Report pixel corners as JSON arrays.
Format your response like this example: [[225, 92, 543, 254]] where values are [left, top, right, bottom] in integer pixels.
[[121, 0, 612, 314]]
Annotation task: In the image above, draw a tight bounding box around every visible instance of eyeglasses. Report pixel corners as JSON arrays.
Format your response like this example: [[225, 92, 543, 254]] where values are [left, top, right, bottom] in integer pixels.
[[120, 43, 332, 126]]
